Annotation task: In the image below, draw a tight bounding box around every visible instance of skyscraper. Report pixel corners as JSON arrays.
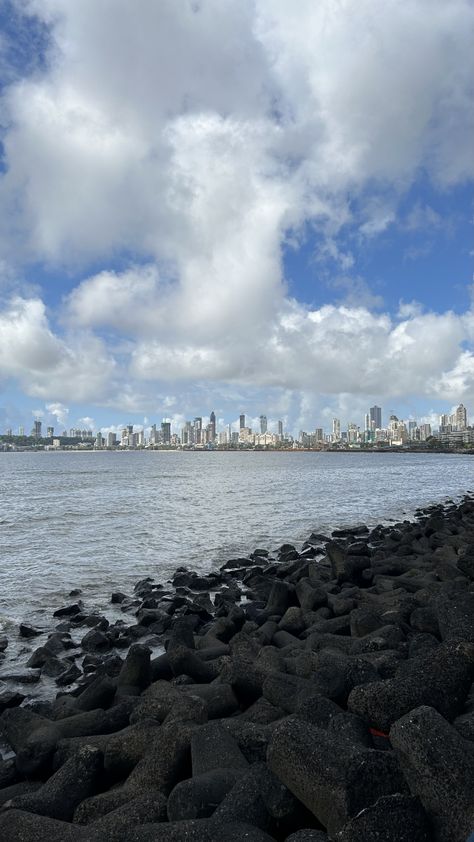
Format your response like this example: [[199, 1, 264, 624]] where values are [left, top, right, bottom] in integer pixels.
[[47, 426, 54, 438], [194, 417, 202, 445], [370, 405, 382, 429], [161, 421, 171, 445], [33, 420, 42, 438], [239, 414, 245, 429], [453, 404, 467, 431], [259, 415, 267, 434], [277, 420, 283, 438], [332, 418, 341, 441], [209, 411, 216, 442]]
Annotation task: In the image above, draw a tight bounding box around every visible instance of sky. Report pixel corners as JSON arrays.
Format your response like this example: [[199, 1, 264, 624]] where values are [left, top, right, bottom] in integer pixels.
[[0, 0, 473, 436]]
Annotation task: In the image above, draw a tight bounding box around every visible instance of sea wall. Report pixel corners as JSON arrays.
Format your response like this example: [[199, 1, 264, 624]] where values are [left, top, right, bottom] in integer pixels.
[[1, 496, 474, 840]]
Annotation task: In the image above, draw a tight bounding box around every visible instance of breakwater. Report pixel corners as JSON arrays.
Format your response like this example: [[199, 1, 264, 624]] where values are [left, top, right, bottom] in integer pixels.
[[1, 496, 474, 840]]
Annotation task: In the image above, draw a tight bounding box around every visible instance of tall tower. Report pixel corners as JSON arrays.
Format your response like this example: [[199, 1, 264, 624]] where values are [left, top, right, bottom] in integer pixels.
[[239, 414, 245, 430], [194, 417, 202, 445], [259, 415, 267, 434], [209, 411, 216, 442], [454, 404, 467, 431], [277, 420, 283, 438], [33, 420, 42, 438], [370, 405, 382, 430], [332, 418, 341, 441]]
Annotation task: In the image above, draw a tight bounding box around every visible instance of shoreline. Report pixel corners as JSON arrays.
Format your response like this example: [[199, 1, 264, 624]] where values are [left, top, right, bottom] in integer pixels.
[[1, 495, 474, 839]]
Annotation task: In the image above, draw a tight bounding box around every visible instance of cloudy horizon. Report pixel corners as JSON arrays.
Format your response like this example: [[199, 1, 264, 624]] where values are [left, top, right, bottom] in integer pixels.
[[0, 0, 473, 435]]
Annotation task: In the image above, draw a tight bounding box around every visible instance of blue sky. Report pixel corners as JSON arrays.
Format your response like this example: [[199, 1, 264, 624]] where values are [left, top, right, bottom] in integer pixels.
[[0, 0, 473, 435]]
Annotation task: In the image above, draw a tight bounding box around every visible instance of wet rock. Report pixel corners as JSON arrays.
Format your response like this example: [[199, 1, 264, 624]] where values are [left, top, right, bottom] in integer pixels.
[[19, 623, 43, 638], [81, 628, 112, 653], [0, 690, 25, 713], [53, 603, 82, 618], [56, 662, 82, 686], [285, 833, 328, 842], [390, 705, 474, 842]]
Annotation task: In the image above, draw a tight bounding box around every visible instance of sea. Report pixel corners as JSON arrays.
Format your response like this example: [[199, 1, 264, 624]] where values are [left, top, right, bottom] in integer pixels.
[[0, 449, 472, 632]]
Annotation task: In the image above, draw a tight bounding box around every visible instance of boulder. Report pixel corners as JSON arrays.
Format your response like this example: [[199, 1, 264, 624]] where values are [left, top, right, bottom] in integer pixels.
[[267, 715, 406, 837], [390, 705, 474, 842]]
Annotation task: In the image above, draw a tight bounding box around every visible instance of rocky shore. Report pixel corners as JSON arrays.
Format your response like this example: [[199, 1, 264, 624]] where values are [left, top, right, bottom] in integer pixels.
[[1, 496, 474, 841]]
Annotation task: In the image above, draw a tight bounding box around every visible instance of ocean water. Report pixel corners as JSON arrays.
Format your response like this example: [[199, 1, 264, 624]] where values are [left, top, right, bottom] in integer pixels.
[[0, 449, 472, 631]]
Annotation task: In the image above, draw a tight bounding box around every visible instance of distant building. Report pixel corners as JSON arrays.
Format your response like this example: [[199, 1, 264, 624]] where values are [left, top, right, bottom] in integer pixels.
[[107, 432, 117, 447], [332, 418, 341, 442], [32, 420, 42, 438], [47, 426, 54, 438], [259, 415, 267, 434], [95, 432, 103, 448], [209, 411, 216, 442], [18, 426, 24, 436], [161, 421, 171, 445], [239, 414, 246, 430], [451, 404, 467, 431], [277, 420, 283, 438], [370, 405, 382, 430]]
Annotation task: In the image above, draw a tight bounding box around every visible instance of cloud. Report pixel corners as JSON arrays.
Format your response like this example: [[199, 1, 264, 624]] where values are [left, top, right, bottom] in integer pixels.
[[0, 297, 117, 402], [0, 1, 473, 426], [45, 400, 69, 427]]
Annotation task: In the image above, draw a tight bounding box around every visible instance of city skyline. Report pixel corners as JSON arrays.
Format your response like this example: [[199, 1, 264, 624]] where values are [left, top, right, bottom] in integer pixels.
[[0, 3, 472, 432], [3, 401, 471, 444]]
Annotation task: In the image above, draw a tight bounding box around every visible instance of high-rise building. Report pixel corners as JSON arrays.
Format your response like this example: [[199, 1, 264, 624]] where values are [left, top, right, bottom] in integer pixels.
[[277, 420, 283, 438], [332, 418, 341, 441], [18, 426, 24, 436], [370, 405, 382, 430], [259, 415, 267, 434], [314, 428, 323, 442], [95, 432, 103, 448], [161, 421, 171, 445], [194, 417, 202, 445], [32, 420, 42, 438], [107, 432, 117, 447], [452, 404, 467, 431], [239, 414, 245, 429], [47, 426, 54, 438], [209, 411, 216, 442], [364, 413, 370, 432]]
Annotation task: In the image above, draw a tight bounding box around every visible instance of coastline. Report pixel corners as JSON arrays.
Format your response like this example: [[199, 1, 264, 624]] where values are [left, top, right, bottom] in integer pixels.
[[1, 495, 474, 839]]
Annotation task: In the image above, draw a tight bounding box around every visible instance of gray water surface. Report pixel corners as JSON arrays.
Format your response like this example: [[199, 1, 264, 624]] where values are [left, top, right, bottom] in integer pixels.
[[0, 450, 472, 631]]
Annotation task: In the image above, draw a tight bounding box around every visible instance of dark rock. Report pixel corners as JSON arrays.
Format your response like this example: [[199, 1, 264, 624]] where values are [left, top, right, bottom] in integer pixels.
[[116, 643, 151, 696], [168, 644, 219, 683], [19, 623, 43, 638], [87, 792, 168, 839], [3, 745, 101, 821], [436, 591, 474, 643], [0, 810, 82, 842], [75, 674, 116, 711], [167, 768, 242, 821], [267, 715, 406, 837], [0, 690, 25, 713], [191, 722, 249, 777], [53, 603, 82, 618], [348, 640, 474, 730], [56, 662, 82, 686], [336, 794, 431, 841], [81, 628, 112, 653], [111, 591, 128, 603], [285, 833, 328, 841], [390, 705, 474, 842]]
